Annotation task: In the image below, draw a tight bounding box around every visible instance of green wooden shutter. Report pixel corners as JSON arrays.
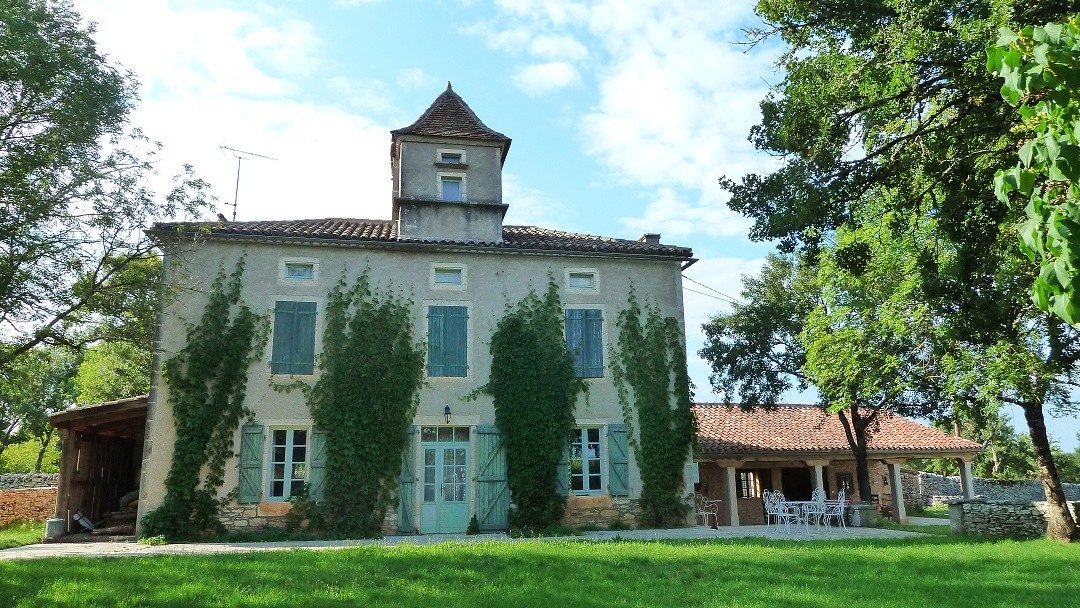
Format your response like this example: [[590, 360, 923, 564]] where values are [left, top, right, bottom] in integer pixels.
[[293, 302, 317, 375], [398, 426, 418, 533], [556, 442, 570, 496], [445, 306, 469, 377], [308, 427, 328, 501], [582, 309, 604, 378], [566, 309, 585, 377], [476, 426, 509, 530], [427, 306, 445, 377], [271, 301, 296, 374], [238, 424, 265, 504], [608, 424, 629, 496]]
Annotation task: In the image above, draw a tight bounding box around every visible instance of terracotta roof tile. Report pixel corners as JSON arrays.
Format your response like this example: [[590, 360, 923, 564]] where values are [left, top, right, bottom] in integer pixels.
[[150, 218, 694, 258], [693, 403, 983, 456], [391, 83, 511, 143]]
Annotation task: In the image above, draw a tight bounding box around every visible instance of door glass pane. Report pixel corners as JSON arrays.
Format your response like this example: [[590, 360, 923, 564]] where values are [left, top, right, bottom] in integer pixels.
[[425, 449, 436, 465], [272, 480, 284, 496], [455, 448, 466, 465], [454, 427, 470, 442], [589, 474, 601, 490], [274, 447, 286, 461], [273, 464, 285, 479], [292, 463, 306, 479], [588, 428, 600, 443], [421, 427, 437, 442], [424, 486, 435, 502], [293, 430, 306, 445], [274, 430, 286, 444], [588, 459, 601, 475], [572, 475, 583, 491], [438, 427, 453, 442], [293, 446, 306, 462]]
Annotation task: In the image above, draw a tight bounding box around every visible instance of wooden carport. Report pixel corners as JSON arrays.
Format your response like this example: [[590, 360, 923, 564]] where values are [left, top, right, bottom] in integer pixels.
[[49, 395, 148, 534]]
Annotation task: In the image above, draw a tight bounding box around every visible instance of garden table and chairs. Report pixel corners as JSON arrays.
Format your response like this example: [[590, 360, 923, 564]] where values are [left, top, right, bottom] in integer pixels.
[[763, 489, 847, 534]]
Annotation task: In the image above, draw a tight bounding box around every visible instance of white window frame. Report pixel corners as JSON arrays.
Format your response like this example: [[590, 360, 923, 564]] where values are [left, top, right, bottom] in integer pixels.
[[565, 268, 599, 292], [266, 426, 310, 502], [570, 427, 604, 495], [430, 263, 467, 291], [437, 171, 467, 202], [422, 299, 473, 381], [278, 257, 320, 284], [437, 148, 467, 165]]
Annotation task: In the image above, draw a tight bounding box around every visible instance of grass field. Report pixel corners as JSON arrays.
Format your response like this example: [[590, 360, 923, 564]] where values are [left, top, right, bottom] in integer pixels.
[[1, 536, 1078, 607], [0, 520, 43, 550]]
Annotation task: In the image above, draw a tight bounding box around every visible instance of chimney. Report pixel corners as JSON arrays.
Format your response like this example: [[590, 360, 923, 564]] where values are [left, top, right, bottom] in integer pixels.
[[639, 233, 661, 245]]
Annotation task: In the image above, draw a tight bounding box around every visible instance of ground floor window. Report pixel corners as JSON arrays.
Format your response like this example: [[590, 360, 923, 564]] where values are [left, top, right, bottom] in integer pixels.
[[836, 472, 854, 496], [570, 427, 602, 494], [737, 470, 761, 499], [269, 428, 308, 500]]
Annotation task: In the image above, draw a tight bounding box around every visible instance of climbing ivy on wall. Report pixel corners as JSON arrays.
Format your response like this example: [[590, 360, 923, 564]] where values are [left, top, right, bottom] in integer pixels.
[[611, 289, 697, 527], [142, 260, 268, 539], [309, 273, 425, 537], [482, 282, 584, 529]]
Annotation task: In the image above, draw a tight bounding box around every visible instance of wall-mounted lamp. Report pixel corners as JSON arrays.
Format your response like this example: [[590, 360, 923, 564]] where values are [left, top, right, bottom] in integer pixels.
[[444, 405, 452, 424]]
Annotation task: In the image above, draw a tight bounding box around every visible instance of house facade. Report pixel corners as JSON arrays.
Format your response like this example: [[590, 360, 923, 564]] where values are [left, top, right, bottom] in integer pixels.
[[137, 84, 697, 534]]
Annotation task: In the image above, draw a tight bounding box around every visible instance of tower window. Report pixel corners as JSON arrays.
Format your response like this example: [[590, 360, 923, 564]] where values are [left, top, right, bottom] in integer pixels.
[[441, 176, 462, 201]]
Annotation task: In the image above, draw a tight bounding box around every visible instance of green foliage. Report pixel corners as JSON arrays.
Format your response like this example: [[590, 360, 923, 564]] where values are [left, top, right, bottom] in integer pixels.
[[75, 341, 150, 405], [0, 519, 44, 550], [483, 282, 582, 530], [611, 290, 696, 527], [308, 273, 425, 537], [142, 261, 268, 540], [285, 486, 325, 532], [466, 515, 480, 535], [0, 437, 60, 474], [137, 535, 167, 546], [989, 16, 1080, 324], [0, 346, 78, 461]]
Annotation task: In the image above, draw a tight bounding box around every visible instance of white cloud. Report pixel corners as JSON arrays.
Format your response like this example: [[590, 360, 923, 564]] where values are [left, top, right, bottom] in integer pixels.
[[336, 0, 384, 6], [397, 67, 435, 91], [513, 62, 581, 96], [494, 0, 589, 26], [528, 34, 589, 61], [502, 173, 569, 228], [621, 187, 752, 238]]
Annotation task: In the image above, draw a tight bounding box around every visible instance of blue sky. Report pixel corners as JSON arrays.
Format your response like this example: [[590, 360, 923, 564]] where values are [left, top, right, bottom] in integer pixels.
[[71, 0, 1078, 451]]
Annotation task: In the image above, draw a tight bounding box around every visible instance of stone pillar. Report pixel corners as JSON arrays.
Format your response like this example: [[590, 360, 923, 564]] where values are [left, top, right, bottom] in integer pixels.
[[957, 458, 976, 499], [724, 466, 740, 527], [888, 462, 907, 524], [812, 465, 824, 493], [770, 468, 783, 494], [804, 460, 829, 496]]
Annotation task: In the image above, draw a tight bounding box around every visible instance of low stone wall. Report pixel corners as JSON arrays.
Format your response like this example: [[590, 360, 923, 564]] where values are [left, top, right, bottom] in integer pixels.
[[561, 494, 640, 528], [0, 487, 58, 526], [949, 499, 1080, 539], [0, 473, 59, 490], [909, 471, 1080, 506], [220, 502, 400, 535]]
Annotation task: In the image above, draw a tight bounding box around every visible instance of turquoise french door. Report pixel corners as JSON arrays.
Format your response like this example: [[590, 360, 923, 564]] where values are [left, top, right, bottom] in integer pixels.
[[419, 442, 470, 533]]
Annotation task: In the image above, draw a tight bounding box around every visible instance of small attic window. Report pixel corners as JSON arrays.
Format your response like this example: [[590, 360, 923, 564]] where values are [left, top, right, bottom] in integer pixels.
[[284, 263, 315, 280], [441, 152, 462, 164], [436, 149, 467, 168], [568, 271, 596, 290]]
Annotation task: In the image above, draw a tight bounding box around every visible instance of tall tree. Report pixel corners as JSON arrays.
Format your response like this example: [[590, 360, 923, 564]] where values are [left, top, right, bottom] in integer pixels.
[[0, 347, 78, 462], [724, 0, 1078, 541], [0, 0, 209, 372]]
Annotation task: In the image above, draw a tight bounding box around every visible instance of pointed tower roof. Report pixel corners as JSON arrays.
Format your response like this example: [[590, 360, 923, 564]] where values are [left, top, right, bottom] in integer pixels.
[[392, 82, 512, 148]]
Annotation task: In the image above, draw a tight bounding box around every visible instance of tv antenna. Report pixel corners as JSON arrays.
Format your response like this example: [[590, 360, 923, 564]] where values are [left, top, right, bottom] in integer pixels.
[[220, 145, 277, 221]]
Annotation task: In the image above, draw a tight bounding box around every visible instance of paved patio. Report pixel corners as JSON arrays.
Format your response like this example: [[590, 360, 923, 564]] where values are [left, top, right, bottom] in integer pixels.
[[0, 525, 928, 561]]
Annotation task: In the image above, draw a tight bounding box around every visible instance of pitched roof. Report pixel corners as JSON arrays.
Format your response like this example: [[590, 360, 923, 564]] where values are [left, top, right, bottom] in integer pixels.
[[391, 83, 511, 145], [150, 218, 694, 258], [693, 403, 983, 457]]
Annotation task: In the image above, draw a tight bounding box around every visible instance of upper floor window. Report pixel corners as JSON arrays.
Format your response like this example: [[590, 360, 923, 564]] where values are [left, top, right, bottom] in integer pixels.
[[427, 305, 468, 377], [271, 301, 317, 375], [566, 268, 598, 291], [434, 267, 462, 285], [566, 308, 603, 378], [570, 428, 602, 494], [284, 262, 314, 280], [437, 149, 466, 166]]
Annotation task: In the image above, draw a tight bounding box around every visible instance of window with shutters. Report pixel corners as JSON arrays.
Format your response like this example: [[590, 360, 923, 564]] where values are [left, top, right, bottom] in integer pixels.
[[268, 428, 308, 500], [427, 304, 469, 377], [570, 427, 603, 494], [271, 300, 317, 375], [565, 308, 604, 378]]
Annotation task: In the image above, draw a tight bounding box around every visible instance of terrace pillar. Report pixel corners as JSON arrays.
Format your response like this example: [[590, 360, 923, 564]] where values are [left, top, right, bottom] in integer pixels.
[[770, 468, 783, 494], [723, 466, 740, 527], [887, 461, 907, 524], [803, 460, 829, 495], [956, 458, 976, 499]]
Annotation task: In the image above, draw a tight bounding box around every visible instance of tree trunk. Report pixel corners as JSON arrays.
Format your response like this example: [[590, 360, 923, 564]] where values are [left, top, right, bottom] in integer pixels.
[[838, 406, 873, 501], [34, 427, 54, 473], [1021, 401, 1079, 542]]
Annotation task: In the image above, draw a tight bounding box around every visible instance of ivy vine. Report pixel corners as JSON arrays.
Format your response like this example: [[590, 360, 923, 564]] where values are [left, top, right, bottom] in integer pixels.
[[308, 273, 425, 537], [142, 259, 268, 539], [611, 289, 697, 527], [481, 281, 584, 529]]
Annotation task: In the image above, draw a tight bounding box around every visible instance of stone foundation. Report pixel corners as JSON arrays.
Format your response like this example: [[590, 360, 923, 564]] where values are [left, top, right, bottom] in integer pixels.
[[219, 501, 401, 535], [560, 494, 639, 528], [0, 487, 58, 526], [949, 499, 1080, 539]]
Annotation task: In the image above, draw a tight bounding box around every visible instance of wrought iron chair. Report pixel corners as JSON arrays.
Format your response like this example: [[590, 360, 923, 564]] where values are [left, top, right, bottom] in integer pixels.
[[823, 489, 847, 530], [695, 493, 718, 528], [803, 488, 828, 531], [763, 490, 799, 532]]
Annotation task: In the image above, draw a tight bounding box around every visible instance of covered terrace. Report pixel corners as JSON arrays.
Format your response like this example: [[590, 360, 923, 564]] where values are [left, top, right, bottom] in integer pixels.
[[692, 404, 983, 525]]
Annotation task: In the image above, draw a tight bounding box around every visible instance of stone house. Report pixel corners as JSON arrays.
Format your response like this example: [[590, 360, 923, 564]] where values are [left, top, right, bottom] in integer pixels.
[[135, 84, 698, 534], [693, 404, 983, 524]]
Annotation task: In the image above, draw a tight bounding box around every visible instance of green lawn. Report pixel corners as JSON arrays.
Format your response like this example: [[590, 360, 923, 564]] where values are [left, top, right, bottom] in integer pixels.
[[1, 537, 1078, 607], [0, 520, 43, 550]]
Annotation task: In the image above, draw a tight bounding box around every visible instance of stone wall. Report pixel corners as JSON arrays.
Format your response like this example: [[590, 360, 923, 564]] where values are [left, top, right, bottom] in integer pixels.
[[909, 471, 1080, 506], [561, 494, 640, 528], [949, 499, 1080, 539], [0, 487, 57, 526], [220, 501, 401, 535], [0, 473, 59, 490]]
